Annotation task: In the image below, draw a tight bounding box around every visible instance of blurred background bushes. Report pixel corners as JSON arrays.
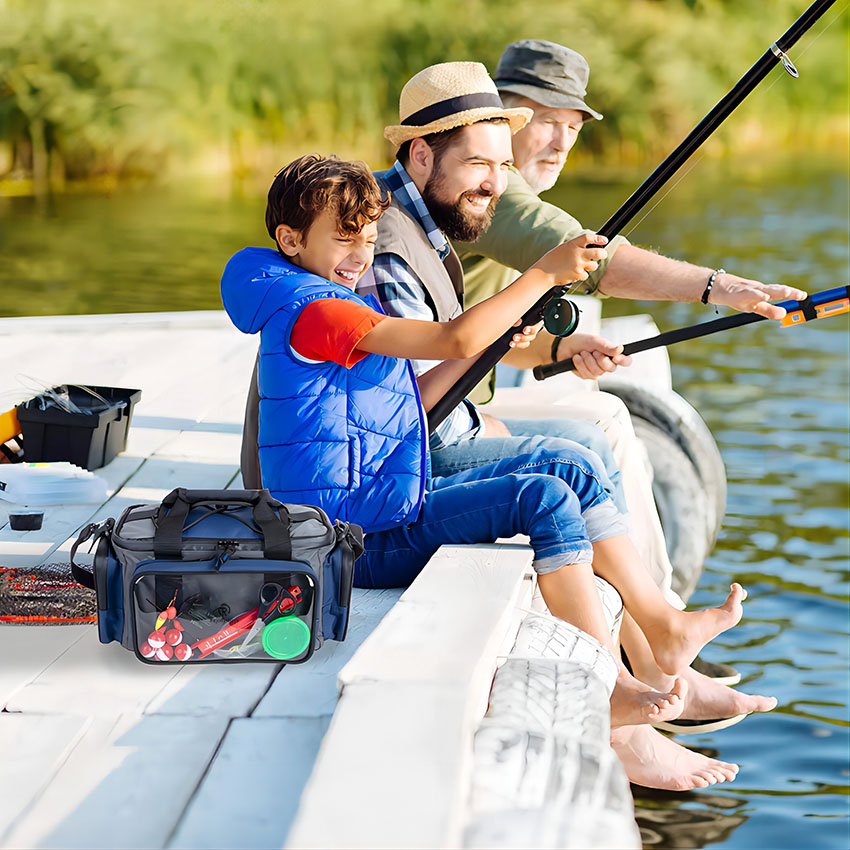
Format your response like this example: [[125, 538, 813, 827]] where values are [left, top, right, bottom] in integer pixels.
[[1, 0, 847, 195]]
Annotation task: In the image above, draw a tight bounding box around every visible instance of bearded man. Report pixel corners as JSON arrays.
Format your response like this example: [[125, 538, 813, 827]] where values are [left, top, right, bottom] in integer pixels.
[[358, 63, 627, 519]]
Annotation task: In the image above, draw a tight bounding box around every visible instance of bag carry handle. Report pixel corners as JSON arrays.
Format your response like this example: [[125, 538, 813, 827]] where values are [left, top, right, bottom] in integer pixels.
[[69, 518, 115, 589], [153, 488, 292, 561]]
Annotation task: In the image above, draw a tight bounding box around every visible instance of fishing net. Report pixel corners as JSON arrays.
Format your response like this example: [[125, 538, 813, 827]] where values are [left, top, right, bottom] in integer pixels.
[[0, 563, 96, 624]]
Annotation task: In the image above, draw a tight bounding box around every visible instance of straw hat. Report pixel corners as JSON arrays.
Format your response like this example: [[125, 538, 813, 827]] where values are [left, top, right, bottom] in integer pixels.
[[384, 61, 532, 148]]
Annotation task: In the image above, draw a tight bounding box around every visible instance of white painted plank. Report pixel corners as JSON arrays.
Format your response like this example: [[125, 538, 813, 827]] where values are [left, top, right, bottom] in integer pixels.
[[0, 713, 90, 842], [145, 663, 279, 718], [289, 544, 533, 850], [286, 682, 471, 850], [1, 434, 239, 572], [0, 310, 232, 336], [0, 624, 89, 708], [599, 314, 673, 395], [0, 713, 229, 850], [340, 543, 533, 692], [6, 612, 276, 720], [5, 629, 183, 716], [254, 587, 402, 718], [169, 716, 331, 850]]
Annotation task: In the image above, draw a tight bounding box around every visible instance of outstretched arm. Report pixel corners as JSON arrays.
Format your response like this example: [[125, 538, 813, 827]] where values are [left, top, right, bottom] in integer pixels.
[[598, 245, 807, 319]]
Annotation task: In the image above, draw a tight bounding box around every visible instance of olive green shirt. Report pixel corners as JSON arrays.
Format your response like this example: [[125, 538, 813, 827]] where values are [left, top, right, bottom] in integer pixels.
[[452, 166, 629, 402]]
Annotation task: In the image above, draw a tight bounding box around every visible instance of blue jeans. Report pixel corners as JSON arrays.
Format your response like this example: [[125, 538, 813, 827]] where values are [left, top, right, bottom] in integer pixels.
[[355, 447, 629, 589], [429, 417, 627, 514]]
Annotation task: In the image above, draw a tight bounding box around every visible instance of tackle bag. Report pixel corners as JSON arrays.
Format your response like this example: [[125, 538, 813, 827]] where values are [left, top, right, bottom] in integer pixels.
[[70, 488, 363, 664]]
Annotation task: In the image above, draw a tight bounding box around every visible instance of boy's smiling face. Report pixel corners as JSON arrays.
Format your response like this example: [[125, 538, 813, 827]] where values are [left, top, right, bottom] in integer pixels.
[[276, 208, 378, 289]]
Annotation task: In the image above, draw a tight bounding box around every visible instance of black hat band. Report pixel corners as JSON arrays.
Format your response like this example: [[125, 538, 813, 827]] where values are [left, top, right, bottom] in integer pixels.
[[402, 92, 505, 126]]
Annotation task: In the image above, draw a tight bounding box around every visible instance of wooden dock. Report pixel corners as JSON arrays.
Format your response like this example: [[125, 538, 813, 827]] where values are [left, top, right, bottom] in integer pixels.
[[0, 311, 639, 849]]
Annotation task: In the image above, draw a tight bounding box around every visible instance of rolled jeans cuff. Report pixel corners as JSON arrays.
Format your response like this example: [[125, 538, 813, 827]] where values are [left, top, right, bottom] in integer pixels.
[[584, 500, 630, 543], [534, 545, 594, 575]]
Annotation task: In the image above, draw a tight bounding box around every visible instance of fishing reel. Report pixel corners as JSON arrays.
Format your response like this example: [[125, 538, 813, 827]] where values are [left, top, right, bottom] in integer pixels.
[[542, 296, 581, 337]]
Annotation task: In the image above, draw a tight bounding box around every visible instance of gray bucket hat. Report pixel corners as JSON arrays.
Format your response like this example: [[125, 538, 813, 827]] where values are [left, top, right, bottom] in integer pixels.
[[494, 39, 603, 121]]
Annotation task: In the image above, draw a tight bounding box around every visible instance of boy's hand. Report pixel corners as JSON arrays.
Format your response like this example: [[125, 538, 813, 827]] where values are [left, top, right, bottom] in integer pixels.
[[537, 233, 609, 286], [554, 333, 632, 379], [508, 319, 544, 348]]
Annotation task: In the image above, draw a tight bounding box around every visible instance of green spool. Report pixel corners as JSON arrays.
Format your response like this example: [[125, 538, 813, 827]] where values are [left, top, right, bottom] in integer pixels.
[[262, 617, 311, 660]]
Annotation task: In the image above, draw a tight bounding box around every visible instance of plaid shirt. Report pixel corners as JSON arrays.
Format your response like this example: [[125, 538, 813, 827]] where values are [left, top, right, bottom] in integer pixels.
[[357, 161, 481, 450]]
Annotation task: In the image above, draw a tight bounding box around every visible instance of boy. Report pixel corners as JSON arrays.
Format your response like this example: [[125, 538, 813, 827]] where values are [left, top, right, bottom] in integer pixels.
[[221, 154, 748, 789]]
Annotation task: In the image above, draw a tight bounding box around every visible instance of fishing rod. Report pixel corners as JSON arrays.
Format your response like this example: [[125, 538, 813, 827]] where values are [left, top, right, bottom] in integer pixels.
[[532, 285, 850, 380], [427, 0, 837, 433]]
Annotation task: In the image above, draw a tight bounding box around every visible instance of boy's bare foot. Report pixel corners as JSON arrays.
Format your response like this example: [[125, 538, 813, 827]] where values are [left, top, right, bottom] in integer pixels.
[[611, 725, 739, 790], [647, 584, 746, 676], [610, 669, 687, 728]]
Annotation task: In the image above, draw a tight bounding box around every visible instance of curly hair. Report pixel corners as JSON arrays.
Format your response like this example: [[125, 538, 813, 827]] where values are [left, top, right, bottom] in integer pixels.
[[265, 154, 390, 250]]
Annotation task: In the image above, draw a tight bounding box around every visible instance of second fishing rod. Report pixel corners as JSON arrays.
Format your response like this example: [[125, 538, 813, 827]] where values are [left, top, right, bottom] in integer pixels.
[[427, 0, 837, 433]]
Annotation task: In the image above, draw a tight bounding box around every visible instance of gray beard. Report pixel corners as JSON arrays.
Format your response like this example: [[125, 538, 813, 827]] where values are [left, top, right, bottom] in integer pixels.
[[521, 165, 559, 195]]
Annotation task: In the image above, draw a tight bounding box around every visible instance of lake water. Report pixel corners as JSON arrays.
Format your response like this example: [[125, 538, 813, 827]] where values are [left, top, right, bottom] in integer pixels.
[[2, 153, 848, 848]]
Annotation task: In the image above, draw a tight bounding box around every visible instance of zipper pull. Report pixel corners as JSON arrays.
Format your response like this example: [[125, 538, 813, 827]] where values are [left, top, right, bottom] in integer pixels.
[[214, 540, 238, 570]]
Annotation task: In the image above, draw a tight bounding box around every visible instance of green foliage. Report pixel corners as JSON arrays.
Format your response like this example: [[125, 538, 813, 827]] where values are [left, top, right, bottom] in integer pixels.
[[0, 0, 846, 189]]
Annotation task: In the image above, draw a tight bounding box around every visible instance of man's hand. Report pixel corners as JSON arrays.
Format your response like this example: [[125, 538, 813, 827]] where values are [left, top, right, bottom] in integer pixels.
[[479, 412, 511, 437], [711, 274, 807, 320], [555, 333, 632, 380]]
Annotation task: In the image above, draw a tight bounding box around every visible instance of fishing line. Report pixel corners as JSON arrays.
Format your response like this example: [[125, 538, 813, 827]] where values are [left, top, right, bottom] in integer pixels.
[[624, 3, 847, 240], [622, 156, 705, 241]]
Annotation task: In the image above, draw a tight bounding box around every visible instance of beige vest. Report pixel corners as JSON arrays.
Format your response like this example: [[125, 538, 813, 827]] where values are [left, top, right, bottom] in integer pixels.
[[374, 177, 464, 322]]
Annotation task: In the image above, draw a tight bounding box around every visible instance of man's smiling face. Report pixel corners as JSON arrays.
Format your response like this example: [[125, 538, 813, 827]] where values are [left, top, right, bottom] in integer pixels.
[[420, 121, 514, 242], [508, 98, 586, 193]]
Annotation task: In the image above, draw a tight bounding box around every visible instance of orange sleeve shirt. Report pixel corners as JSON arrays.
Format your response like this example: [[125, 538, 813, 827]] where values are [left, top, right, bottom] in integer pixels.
[[289, 298, 387, 368]]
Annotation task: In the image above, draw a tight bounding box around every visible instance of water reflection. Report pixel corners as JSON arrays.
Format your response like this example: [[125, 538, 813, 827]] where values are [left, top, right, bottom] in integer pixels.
[[635, 787, 748, 849]]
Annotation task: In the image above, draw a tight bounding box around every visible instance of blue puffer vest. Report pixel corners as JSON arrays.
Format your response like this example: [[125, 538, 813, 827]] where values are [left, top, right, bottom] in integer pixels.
[[221, 247, 428, 533]]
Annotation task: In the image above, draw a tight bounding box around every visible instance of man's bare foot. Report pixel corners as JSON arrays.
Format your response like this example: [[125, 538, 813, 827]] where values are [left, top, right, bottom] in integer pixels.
[[631, 662, 778, 721], [646, 584, 746, 676], [611, 725, 739, 790], [610, 669, 687, 728]]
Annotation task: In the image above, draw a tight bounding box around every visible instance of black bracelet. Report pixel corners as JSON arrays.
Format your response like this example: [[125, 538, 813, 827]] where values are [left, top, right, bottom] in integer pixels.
[[550, 335, 561, 364], [701, 268, 725, 305]]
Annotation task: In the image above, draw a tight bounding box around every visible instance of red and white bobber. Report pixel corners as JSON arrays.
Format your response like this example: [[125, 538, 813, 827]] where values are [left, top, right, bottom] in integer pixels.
[[155, 643, 174, 662], [174, 643, 193, 661], [165, 628, 182, 646], [139, 641, 155, 658], [148, 628, 166, 649]]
